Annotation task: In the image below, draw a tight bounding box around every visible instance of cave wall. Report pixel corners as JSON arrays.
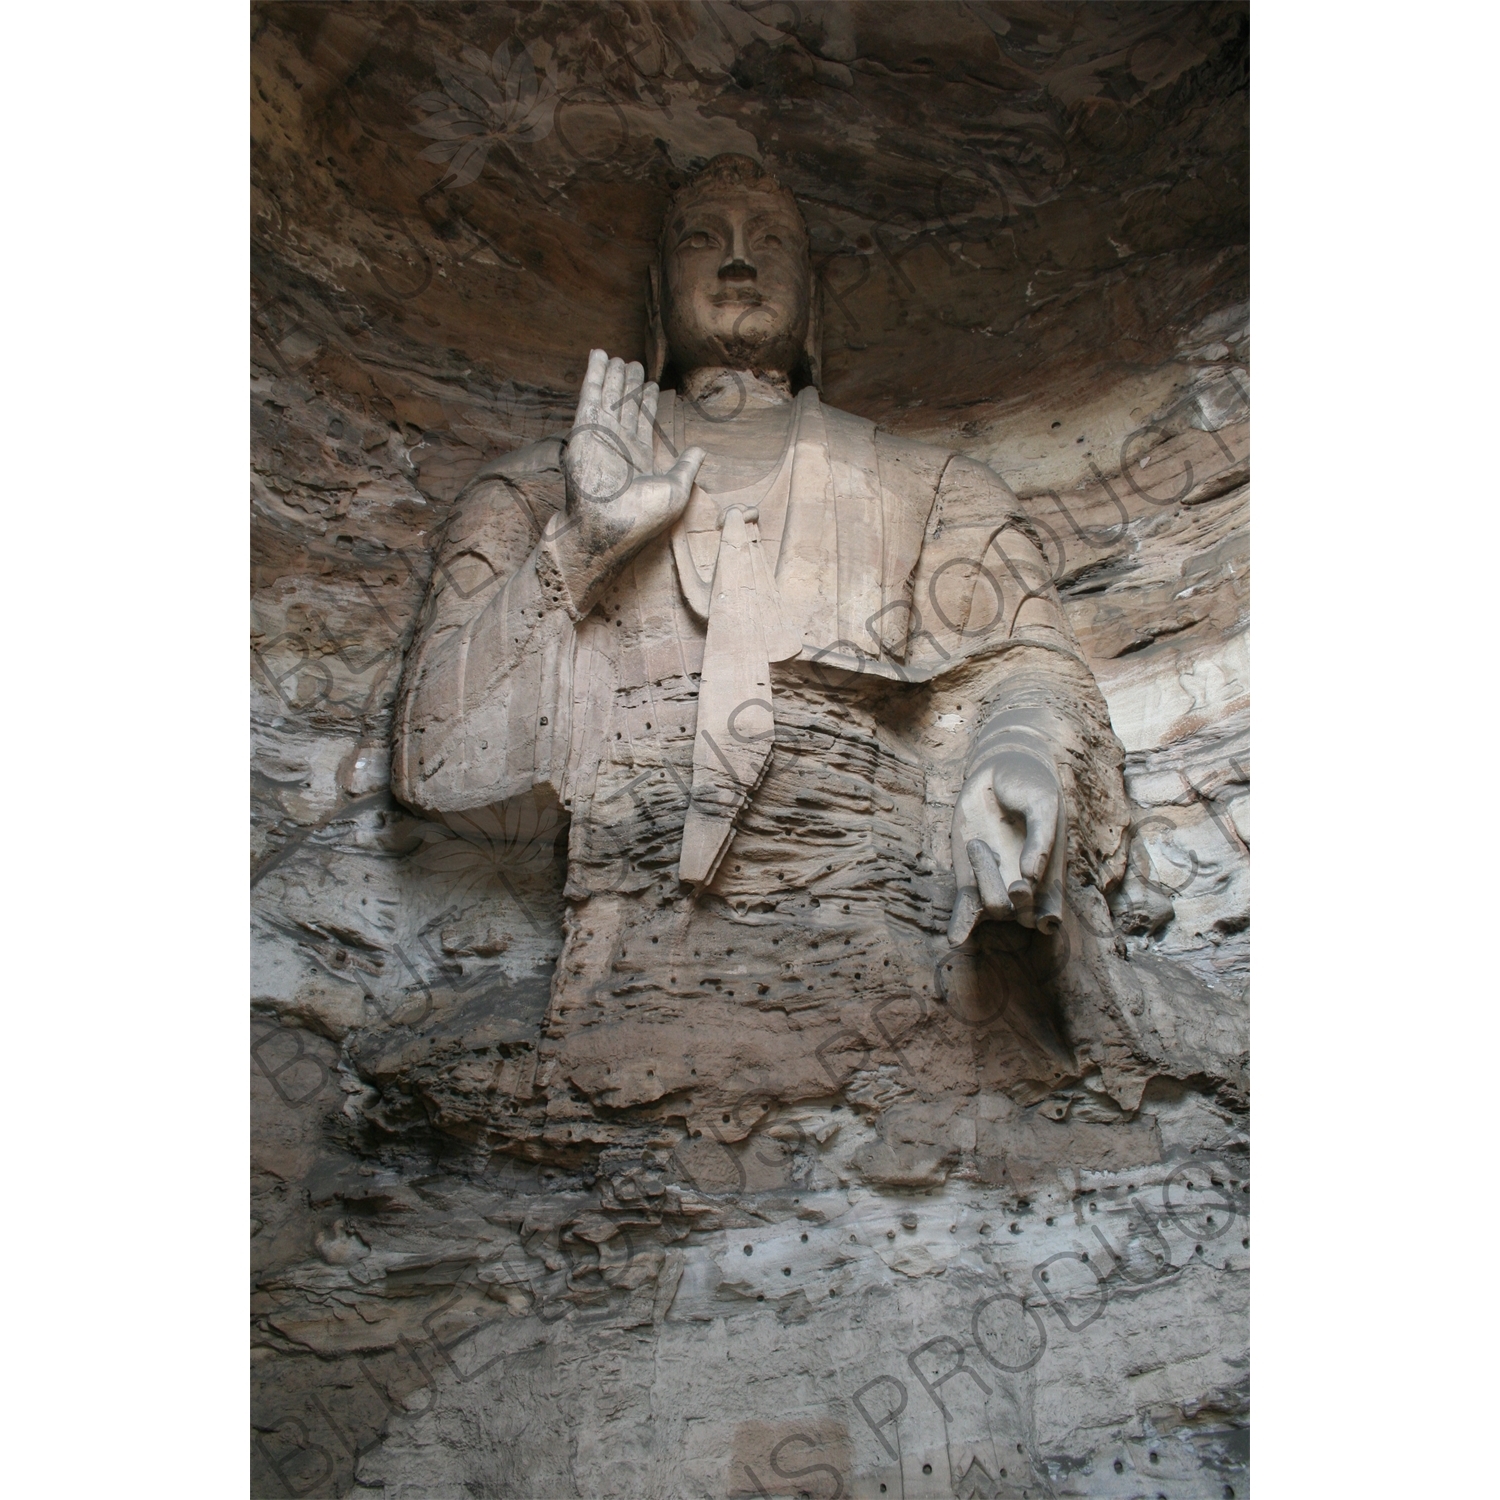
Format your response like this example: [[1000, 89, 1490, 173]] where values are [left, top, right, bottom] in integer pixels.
[[251, 5, 1248, 1496]]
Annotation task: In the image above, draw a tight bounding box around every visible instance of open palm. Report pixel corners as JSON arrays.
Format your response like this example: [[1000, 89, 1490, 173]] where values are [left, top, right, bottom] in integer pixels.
[[563, 349, 703, 542]]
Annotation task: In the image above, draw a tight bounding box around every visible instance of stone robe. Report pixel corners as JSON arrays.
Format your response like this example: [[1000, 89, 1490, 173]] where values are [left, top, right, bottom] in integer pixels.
[[392, 391, 1135, 1141]]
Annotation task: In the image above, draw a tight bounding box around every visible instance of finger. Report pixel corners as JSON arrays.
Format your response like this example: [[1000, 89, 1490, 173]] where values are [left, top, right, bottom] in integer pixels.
[[621, 361, 645, 436], [574, 348, 607, 429], [1017, 783, 1061, 884], [967, 839, 1013, 919], [1034, 799, 1067, 935], [947, 885, 984, 947], [1007, 876, 1035, 928], [601, 357, 626, 427], [639, 382, 660, 449], [665, 446, 706, 501]]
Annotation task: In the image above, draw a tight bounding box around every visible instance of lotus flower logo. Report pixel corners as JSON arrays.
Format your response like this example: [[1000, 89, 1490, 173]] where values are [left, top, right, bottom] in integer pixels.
[[408, 799, 565, 899], [411, 42, 559, 189]]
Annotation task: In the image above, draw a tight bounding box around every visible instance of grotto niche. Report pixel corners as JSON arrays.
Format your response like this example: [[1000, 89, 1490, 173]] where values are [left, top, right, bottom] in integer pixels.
[[252, 5, 1249, 1496]]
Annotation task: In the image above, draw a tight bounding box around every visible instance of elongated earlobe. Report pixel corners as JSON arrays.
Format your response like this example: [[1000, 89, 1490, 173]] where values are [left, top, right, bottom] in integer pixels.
[[646, 265, 668, 385]]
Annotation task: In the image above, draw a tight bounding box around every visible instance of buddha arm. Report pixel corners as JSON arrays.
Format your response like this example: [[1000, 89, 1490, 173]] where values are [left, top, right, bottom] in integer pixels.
[[908, 453, 1131, 895], [391, 442, 579, 818]]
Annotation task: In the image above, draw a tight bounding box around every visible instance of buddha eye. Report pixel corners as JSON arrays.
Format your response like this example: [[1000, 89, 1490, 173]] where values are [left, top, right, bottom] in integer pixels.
[[762, 234, 782, 248], [683, 230, 714, 249]]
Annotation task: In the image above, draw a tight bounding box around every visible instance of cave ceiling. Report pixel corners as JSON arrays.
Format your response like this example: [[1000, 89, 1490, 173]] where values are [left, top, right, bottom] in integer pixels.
[[251, 1, 1248, 440]]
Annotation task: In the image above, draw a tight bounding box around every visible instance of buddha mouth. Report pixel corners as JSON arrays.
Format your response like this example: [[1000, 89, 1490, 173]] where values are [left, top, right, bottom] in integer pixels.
[[710, 287, 765, 306]]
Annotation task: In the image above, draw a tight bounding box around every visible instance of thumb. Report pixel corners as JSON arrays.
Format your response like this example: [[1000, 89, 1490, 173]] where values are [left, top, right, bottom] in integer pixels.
[[666, 445, 706, 495]]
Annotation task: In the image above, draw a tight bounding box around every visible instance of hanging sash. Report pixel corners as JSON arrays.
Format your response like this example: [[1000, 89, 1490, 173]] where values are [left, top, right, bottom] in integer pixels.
[[667, 392, 799, 888], [658, 386, 890, 890]]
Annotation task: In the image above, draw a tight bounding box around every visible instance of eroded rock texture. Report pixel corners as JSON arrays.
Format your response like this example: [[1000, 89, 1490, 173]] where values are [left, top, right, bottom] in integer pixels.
[[251, 5, 1248, 1496]]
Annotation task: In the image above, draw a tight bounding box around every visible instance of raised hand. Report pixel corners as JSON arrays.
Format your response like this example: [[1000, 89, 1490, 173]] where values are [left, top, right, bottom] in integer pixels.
[[947, 743, 1067, 946], [562, 349, 705, 551]]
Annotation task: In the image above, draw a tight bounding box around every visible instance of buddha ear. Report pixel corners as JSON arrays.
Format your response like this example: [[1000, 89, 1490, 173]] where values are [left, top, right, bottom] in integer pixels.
[[801, 272, 822, 391], [645, 264, 668, 385]]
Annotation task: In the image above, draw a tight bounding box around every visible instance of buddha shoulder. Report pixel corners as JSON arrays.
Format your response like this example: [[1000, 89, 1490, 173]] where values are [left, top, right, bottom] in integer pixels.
[[820, 403, 1002, 508]]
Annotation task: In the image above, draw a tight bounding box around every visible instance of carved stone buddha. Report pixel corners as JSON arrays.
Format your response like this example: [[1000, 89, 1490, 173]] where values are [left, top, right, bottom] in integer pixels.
[[391, 155, 1140, 1141]]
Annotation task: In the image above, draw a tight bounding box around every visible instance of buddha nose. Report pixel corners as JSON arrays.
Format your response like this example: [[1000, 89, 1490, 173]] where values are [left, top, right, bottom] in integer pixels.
[[719, 222, 756, 280]]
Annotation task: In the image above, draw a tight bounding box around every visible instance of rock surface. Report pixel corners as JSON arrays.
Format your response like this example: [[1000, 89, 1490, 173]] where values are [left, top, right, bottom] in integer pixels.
[[251, 5, 1248, 1496]]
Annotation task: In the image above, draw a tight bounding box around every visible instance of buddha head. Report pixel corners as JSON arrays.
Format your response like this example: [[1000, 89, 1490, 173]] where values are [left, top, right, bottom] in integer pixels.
[[647, 154, 820, 391]]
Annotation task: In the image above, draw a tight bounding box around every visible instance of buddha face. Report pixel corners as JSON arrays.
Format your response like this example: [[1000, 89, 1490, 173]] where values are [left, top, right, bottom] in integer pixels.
[[661, 186, 812, 378]]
